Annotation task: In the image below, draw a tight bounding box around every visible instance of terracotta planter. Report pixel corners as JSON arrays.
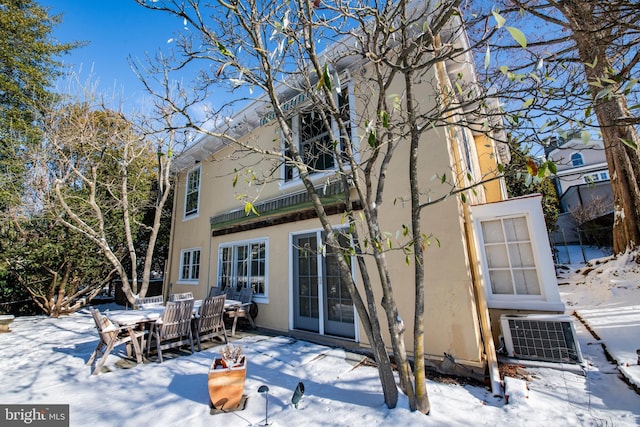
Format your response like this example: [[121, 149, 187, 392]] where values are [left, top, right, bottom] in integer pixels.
[[208, 356, 247, 410]]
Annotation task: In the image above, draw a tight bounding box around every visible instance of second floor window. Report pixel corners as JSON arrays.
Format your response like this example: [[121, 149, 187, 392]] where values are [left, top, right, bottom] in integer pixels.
[[481, 216, 541, 297], [283, 86, 352, 183], [185, 166, 201, 217], [300, 110, 334, 174]]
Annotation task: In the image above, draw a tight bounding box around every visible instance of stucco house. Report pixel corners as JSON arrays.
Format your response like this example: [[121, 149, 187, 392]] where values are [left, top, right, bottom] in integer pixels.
[[162, 13, 575, 388]]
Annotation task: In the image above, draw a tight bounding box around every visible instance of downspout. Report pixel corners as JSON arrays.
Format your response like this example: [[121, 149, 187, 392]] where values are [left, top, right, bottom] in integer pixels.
[[433, 36, 502, 396], [461, 204, 502, 397], [165, 173, 180, 301], [207, 223, 213, 296]]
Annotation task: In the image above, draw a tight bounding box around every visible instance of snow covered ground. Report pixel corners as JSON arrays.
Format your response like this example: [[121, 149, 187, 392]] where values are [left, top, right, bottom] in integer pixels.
[[1, 245, 639, 426], [557, 247, 640, 391]]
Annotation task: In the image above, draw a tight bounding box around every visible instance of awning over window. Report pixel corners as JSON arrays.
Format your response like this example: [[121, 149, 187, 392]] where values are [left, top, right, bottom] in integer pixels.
[[210, 180, 361, 236]]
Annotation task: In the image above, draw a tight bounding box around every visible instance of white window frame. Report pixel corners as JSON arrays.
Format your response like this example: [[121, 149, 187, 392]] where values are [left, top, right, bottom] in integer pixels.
[[470, 195, 564, 311], [583, 170, 610, 184], [184, 165, 201, 219], [280, 81, 357, 188], [178, 247, 201, 285], [217, 238, 269, 303]]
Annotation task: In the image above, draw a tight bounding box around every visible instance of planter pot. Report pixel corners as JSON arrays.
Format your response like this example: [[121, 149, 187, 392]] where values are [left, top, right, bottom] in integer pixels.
[[0, 315, 15, 333], [208, 356, 246, 410]]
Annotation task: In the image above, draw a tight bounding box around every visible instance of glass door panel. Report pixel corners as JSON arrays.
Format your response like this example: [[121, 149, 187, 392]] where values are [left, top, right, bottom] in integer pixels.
[[293, 234, 319, 332]]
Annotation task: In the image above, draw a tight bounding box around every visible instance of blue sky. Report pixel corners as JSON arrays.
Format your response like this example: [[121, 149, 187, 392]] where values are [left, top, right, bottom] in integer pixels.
[[39, 1, 184, 101]]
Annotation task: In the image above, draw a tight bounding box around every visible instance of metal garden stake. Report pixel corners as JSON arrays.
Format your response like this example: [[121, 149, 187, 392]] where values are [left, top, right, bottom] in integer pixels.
[[258, 385, 270, 425]]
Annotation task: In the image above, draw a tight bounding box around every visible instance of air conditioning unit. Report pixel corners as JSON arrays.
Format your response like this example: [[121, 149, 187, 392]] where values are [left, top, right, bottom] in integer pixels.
[[500, 314, 583, 364]]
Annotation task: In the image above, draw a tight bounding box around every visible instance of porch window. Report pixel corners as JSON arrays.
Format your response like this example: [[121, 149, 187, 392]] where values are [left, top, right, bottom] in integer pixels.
[[283, 85, 353, 183], [218, 239, 268, 301], [470, 195, 564, 312], [481, 217, 540, 296], [185, 165, 201, 218], [179, 248, 201, 283]]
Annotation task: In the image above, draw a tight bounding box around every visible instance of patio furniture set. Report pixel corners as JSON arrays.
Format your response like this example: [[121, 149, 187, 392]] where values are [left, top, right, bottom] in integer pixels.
[[87, 287, 255, 375]]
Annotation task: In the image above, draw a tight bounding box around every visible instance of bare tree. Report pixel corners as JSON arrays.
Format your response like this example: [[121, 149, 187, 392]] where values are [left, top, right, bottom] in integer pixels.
[[136, 0, 513, 413], [470, 0, 640, 253], [34, 79, 180, 306], [570, 195, 613, 227]]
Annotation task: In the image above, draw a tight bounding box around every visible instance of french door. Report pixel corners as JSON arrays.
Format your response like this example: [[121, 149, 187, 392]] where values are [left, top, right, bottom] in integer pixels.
[[292, 231, 355, 339]]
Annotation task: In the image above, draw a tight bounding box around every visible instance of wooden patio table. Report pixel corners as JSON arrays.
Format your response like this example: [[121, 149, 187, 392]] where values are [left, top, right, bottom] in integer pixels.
[[132, 299, 242, 314], [223, 299, 242, 310], [105, 299, 243, 360], [195, 299, 242, 312], [105, 309, 161, 363]]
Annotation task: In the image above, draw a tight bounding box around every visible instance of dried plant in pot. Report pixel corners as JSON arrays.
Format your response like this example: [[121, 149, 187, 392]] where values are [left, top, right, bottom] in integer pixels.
[[208, 345, 247, 410]]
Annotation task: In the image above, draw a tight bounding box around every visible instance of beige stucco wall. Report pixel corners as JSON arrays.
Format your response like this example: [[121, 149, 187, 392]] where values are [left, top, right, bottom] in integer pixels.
[[166, 69, 486, 366]]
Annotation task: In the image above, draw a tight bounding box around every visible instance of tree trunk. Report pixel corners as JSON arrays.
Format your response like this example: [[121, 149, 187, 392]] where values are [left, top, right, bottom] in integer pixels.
[[554, 1, 640, 253], [407, 70, 431, 414], [307, 186, 400, 409], [593, 97, 640, 254], [349, 212, 400, 408], [276, 107, 399, 408]]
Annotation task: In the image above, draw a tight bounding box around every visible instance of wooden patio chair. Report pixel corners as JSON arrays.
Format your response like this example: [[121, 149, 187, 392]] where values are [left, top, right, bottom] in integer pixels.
[[223, 287, 239, 300], [134, 295, 164, 309], [169, 292, 194, 302], [87, 308, 145, 375], [146, 299, 195, 363], [208, 287, 223, 297], [193, 295, 228, 351], [225, 287, 256, 336]]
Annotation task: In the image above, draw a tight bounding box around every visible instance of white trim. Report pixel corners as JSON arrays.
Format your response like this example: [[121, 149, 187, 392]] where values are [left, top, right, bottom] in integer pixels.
[[470, 195, 564, 312], [176, 281, 201, 286], [554, 162, 608, 177], [182, 212, 200, 222], [489, 300, 565, 311], [317, 236, 325, 336], [345, 78, 359, 158], [288, 232, 294, 332]]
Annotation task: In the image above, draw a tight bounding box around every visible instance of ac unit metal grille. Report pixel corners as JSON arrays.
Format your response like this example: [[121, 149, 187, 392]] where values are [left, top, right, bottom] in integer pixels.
[[500, 315, 582, 364]]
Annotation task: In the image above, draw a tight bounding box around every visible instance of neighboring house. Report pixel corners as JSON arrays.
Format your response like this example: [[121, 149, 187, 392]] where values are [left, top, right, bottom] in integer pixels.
[[545, 132, 613, 246], [164, 14, 571, 385]]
